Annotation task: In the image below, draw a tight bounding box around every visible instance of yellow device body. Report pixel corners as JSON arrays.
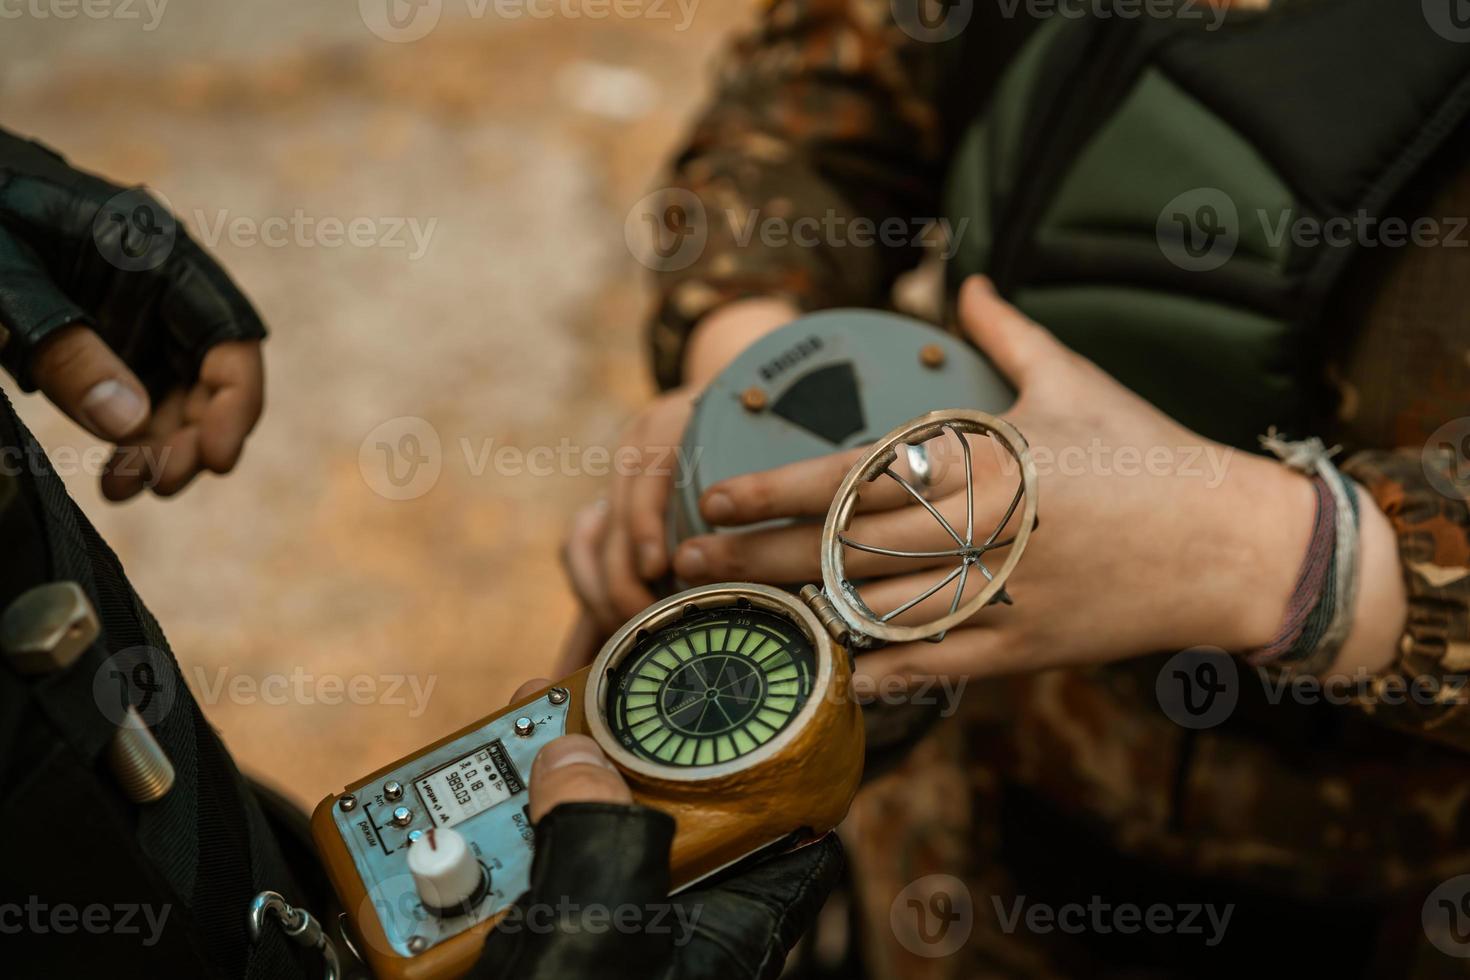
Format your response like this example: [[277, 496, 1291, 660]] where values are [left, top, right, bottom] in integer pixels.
[[312, 586, 864, 980]]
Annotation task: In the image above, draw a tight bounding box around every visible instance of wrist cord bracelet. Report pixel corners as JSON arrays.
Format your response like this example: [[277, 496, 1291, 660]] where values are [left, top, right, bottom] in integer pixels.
[[1296, 482, 1361, 675], [1244, 475, 1336, 666], [1245, 431, 1362, 674]]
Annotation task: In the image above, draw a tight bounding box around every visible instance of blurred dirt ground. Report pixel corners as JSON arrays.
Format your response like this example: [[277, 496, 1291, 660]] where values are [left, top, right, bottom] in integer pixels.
[[0, 0, 748, 809]]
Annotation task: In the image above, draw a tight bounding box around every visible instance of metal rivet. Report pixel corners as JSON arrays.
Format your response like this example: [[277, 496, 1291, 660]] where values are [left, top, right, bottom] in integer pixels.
[[547, 687, 568, 705], [384, 780, 403, 801], [739, 386, 767, 412], [407, 829, 424, 844], [919, 344, 946, 369], [391, 805, 413, 827], [514, 716, 535, 737], [408, 936, 429, 954], [339, 794, 358, 812]]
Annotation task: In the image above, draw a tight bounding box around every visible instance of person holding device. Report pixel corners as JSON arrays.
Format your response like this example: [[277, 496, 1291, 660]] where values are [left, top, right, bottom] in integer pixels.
[[0, 127, 839, 980], [564, 0, 1470, 974]]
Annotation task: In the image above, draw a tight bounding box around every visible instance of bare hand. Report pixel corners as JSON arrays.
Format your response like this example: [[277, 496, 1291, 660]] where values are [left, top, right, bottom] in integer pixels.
[[560, 387, 695, 637], [673, 276, 1322, 684]]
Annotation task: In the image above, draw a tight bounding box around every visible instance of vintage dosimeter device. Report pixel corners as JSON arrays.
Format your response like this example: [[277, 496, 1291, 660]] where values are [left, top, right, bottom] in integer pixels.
[[668, 310, 1015, 546], [665, 310, 1019, 770], [313, 410, 1038, 980]]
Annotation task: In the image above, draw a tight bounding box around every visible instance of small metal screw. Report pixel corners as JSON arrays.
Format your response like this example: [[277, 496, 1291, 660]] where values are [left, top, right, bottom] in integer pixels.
[[383, 780, 403, 801], [547, 687, 568, 705], [514, 716, 535, 737], [407, 829, 424, 844], [919, 344, 946, 369], [391, 805, 413, 827], [339, 794, 358, 812], [408, 936, 429, 954], [739, 386, 767, 412]]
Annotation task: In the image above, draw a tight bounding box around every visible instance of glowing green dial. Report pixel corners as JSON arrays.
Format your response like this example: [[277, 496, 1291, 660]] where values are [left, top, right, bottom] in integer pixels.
[[607, 606, 816, 768]]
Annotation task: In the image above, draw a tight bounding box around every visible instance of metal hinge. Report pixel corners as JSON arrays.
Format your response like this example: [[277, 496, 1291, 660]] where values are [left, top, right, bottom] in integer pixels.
[[798, 585, 852, 647]]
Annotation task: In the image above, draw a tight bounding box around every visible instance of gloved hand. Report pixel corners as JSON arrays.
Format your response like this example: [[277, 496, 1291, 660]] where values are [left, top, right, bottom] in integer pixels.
[[0, 127, 266, 498], [469, 680, 845, 980]]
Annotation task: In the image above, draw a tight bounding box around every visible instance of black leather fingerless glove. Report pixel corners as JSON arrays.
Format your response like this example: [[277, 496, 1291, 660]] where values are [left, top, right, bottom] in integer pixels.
[[0, 128, 265, 391], [471, 803, 844, 980]]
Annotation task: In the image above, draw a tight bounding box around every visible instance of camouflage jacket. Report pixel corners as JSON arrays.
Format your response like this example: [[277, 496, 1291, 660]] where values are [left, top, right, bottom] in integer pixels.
[[645, 0, 1470, 975]]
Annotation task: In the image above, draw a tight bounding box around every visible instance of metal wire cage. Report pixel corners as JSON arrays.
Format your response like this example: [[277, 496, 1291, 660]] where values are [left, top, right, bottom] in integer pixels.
[[818, 410, 1039, 647]]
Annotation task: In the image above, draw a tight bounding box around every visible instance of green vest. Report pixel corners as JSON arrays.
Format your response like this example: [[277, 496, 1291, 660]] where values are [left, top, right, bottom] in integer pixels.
[[944, 0, 1470, 448]]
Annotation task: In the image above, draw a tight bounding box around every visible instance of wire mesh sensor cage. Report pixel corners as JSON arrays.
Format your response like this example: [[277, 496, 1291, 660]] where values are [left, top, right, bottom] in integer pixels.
[[819, 410, 1039, 648]]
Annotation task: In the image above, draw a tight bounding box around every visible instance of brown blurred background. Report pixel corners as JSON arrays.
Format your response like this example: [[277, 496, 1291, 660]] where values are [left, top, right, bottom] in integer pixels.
[[0, 0, 747, 810]]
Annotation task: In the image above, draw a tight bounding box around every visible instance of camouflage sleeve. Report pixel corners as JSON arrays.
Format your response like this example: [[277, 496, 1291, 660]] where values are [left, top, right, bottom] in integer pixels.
[[1339, 449, 1470, 751], [644, 0, 950, 390]]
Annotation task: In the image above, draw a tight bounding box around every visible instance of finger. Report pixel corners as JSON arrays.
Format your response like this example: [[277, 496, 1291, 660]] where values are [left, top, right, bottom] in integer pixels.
[[856, 539, 1019, 619], [626, 451, 675, 581], [194, 340, 265, 473], [626, 399, 691, 580], [955, 275, 1065, 388], [150, 423, 202, 497], [703, 445, 972, 525], [529, 734, 632, 823], [156, 236, 268, 368], [599, 421, 657, 620], [679, 470, 1022, 585], [562, 499, 616, 628], [675, 523, 823, 586], [676, 507, 954, 586], [837, 442, 1027, 559], [853, 625, 1028, 689], [700, 447, 870, 526], [0, 225, 96, 394], [29, 324, 150, 441], [100, 389, 201, 500], [100, 442, 154, 502], [699, 431, 979, 528], [509, 677, 553, 705], [603, 523, 655, 621]]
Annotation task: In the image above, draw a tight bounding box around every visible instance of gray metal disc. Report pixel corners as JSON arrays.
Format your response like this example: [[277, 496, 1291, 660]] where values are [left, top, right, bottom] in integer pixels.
[[668, 310, 1015, 549]]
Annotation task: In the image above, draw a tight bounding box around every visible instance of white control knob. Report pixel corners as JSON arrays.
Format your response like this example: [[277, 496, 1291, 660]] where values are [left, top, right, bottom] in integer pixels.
[[408, 826, 487, 915]]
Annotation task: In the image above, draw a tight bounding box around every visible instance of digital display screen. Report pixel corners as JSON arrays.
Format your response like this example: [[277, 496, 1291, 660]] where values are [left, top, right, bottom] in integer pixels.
[[414, 740, 525, 829]]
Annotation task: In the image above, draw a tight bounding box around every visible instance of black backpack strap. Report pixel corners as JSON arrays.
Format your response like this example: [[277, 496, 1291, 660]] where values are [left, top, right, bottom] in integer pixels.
[[0, 387, 317, 979]]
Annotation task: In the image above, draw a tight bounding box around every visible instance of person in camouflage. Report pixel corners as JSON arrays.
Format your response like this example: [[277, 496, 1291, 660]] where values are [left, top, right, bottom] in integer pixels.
[[561, 0, 1470, 976]]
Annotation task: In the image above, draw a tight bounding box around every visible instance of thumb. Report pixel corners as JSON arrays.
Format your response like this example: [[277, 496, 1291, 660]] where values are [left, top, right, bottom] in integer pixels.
[[528, 734, 633, 823], [31, 323, 150, 441], [956, 275, 1063, 388]]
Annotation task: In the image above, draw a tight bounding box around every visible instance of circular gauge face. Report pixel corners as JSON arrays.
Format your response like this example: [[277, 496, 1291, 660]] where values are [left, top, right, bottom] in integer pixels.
[[606, 605, 817, 768]]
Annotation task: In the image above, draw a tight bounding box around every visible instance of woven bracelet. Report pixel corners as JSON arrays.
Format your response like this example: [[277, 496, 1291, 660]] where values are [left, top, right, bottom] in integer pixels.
[[1243, 431, 1362, 673]]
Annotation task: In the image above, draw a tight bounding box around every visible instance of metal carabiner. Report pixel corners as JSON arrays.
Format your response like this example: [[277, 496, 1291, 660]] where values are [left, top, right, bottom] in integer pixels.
[[248, 890, 342, 980]]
